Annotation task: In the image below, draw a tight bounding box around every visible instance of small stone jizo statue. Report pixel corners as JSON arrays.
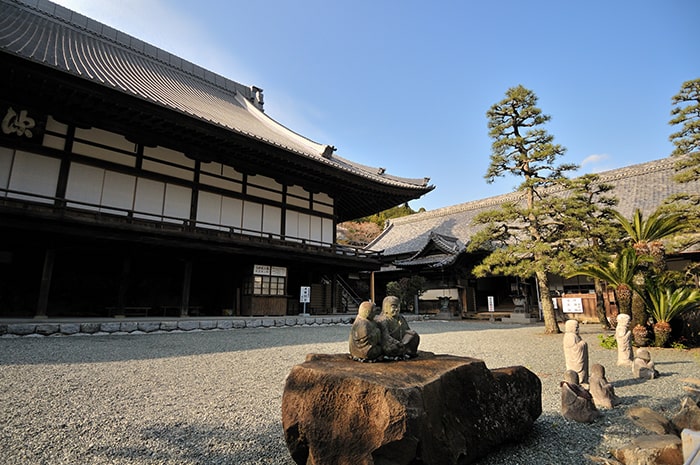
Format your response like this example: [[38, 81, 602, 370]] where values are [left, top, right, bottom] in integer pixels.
[[563, 319, 589, 384], [560, 370, 601, 423], [348, 301, 383, 362], [375, 296, 420, 359], [615, 313, 634, 366], [633, 348, 659, 380], [589, 363, 619, 409]]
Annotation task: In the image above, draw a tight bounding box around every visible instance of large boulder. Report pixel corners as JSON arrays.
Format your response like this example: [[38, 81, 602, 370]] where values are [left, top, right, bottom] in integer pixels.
[[281, 352, 541, 465]]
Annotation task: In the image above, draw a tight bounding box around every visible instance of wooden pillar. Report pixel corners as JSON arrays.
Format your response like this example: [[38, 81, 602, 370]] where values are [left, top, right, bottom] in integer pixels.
[[370, 272, 375, 304], [180, 260, 193, 317], [35, 248, 55, 319]]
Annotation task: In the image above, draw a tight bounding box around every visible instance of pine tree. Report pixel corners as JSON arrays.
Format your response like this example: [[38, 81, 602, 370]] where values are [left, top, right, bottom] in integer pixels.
[[470, 85, 578, 334]]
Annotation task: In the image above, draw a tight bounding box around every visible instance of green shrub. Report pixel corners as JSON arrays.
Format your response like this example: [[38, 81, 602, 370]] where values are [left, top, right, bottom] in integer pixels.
[[598, 334, 617, 350]]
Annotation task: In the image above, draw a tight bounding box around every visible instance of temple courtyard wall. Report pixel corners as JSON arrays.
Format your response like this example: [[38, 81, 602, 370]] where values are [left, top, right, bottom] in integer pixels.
[[0, 320, 698, 464]]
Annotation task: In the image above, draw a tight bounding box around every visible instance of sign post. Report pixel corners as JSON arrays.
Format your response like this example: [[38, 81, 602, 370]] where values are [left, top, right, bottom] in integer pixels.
[[300, 286, 311, 316], [487, 296, 495, 323]]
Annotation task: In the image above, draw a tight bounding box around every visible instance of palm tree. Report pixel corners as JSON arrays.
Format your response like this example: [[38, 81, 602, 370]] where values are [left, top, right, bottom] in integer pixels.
[[614, 208, 689, 328], [568, 248, 650, 317], [614, 208, 687, 270], [642, 279, 700, 347]]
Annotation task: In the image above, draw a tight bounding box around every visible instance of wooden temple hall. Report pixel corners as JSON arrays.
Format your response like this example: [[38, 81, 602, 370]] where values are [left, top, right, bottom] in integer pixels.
[[0, 0, 434, 319]]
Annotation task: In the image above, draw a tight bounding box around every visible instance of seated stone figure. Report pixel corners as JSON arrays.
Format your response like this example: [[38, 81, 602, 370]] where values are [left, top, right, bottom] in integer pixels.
[[349, 301, 383, 362], [563, 319, 589, 384], [560, 370, 601, 423], [589, 363, 620, 409], [375, 296, 420, 359], [633, 348, 659, 380]]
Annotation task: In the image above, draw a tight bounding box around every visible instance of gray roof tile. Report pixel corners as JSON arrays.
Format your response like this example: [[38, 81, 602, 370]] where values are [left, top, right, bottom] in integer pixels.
[[370, 157, 700, 256]]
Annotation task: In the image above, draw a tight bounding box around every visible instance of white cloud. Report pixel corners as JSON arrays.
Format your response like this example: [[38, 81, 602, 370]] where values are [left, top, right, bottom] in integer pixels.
[[581, 154, 610, 167]]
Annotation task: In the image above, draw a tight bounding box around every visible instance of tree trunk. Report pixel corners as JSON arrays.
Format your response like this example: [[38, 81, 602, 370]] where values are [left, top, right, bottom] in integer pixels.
[[537, 270, 560, 334], [594, 278, 611, 329]]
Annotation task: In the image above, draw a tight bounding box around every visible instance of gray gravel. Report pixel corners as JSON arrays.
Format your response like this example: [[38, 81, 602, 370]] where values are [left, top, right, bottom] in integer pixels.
[[1, 320, 698, 464]]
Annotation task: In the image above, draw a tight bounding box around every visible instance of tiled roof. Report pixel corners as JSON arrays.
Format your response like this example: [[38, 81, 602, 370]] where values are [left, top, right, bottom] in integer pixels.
[[370, 156, 700, 256], [394, 231, 466, 268], [0, 0, 432, 192]]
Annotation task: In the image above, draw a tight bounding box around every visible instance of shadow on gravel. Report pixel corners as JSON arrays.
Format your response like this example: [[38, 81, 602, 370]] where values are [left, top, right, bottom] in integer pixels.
[[91, 422, 294, 465]]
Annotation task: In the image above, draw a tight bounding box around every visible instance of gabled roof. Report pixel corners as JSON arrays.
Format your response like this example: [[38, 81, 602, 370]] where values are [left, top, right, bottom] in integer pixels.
[[393, 231, 466, 268], [369, 156, 700, 257], [0, 0, 433, 220]]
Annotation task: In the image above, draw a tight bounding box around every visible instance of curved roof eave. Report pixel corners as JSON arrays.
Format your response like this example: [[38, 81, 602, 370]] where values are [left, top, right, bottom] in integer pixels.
[[0, 0, 432, 194]]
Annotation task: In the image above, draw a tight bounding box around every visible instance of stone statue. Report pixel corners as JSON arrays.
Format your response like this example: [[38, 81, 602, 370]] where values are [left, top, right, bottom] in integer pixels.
[[615, 313, 634, 366], [560, 370, 601, 423], [563, 319, 589, 384], [348, 301, 383, 362], [375, 295, 420, 359], [589, 363, 619, 409], [633, 348, 659, 380]]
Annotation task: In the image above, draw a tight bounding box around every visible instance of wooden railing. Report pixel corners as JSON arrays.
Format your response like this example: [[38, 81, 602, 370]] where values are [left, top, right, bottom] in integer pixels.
[[0, 188, 381, 259]]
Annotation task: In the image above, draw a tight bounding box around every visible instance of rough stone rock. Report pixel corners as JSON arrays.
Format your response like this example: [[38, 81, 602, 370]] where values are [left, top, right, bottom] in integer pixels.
[[137, 322, 160, 333], [35, 323, 60, 335], [120, 322, 138, 333], [612, 434, 683, 465], [59, 323, 81, 335], [7, 324, 36, 335], [100, 322, 121, 333], [282, 352, 541, 465], [628, 407, 678, 435], [80, 323, 101, 334], [671, 397, 700, 432], [177, 320, 199, 331]]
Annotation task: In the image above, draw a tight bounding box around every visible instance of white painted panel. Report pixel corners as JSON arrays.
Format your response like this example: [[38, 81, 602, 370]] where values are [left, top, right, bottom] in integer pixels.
[[248, 174, 281, 191], [221, 196, 243, 230], [287, 196, 309, 208], [285, 210, 299, 241], [322, 218, 334, 245], [42, 134, 65, 151], [65, 163, 103, 210], [313, 202, 334, 214], [100, 171, 135, 215], [242, 201, 263, 234], [310, 215, 323, 243], [74, 127, 135, 152], [142, 159, 193, 181], [287, 185, 308, 198], [196, 191, 222, 227], [297, 213, 311, 240], [200, 161, 222, 175], [133, 178, 165, 219], [200, 173, 242, 192], [163, 184, 191, 222], [7, 151, 60, 203], [315, 192, 333, 204], [248, 185, 282, 202], [0, 147, 13, 194], [45, 116, 68, 135], [222, 165, 242, 180], [73, 141, 136, 167], [262, 205, 281, 235], [143, 145, 194, 168]]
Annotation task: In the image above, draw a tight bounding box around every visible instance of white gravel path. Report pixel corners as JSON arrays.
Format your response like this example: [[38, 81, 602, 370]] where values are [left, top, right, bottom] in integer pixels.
[[0, 320, 698, 464]]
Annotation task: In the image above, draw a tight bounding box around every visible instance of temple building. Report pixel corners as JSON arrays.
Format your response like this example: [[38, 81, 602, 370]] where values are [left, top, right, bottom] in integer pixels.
[[0, 0, 433, 318], [369, 156, 700, 321]]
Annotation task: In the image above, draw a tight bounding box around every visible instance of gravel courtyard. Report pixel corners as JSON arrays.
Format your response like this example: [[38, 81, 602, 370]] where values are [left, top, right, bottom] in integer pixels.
[[1, 319, 698, 465]]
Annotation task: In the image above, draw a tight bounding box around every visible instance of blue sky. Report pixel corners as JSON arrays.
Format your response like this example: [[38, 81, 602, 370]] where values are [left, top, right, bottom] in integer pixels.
[[53, 0, 699, 213]]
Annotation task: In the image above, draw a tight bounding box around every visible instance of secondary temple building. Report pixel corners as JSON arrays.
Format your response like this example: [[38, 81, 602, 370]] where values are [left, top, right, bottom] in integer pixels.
[[0, 0, 433, 318], [369, 156, 700, 321]]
